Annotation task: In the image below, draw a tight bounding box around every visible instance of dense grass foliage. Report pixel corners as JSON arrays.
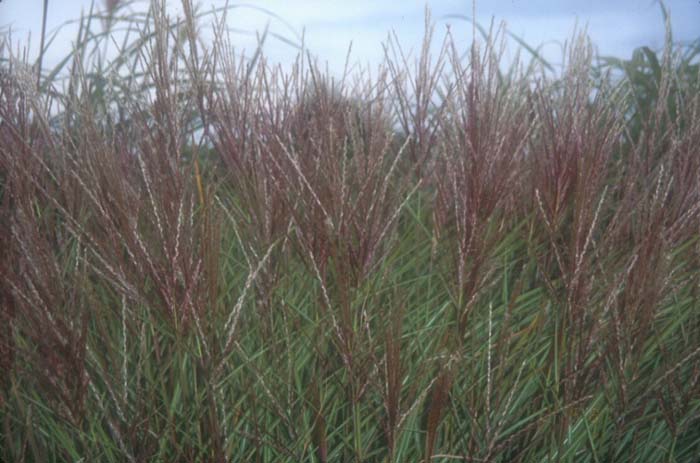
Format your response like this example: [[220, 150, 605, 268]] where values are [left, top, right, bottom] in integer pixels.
[[1, 2, 700, 461]]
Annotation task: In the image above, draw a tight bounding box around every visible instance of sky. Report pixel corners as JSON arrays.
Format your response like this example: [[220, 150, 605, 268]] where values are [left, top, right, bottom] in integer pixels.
[[1, 0, 699, 76]]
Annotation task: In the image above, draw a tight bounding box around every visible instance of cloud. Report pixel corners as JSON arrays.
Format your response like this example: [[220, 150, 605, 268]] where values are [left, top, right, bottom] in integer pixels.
[[1, 0, 697, 77]]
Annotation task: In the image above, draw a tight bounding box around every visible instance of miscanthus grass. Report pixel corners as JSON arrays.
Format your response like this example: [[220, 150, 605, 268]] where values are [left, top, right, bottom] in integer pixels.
[[1, 1, 699, 461]]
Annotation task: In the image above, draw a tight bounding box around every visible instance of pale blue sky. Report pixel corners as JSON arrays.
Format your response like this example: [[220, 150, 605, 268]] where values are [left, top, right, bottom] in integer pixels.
[[1, 0, 698, 75]]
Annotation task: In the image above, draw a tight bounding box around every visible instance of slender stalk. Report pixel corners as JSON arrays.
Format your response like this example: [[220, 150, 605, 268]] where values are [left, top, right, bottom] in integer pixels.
[[36, 0, 49, 90]]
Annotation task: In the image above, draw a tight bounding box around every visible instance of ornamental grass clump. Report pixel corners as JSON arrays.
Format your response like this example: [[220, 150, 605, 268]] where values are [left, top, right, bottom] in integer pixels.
[[1, 1, 699, 461]]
